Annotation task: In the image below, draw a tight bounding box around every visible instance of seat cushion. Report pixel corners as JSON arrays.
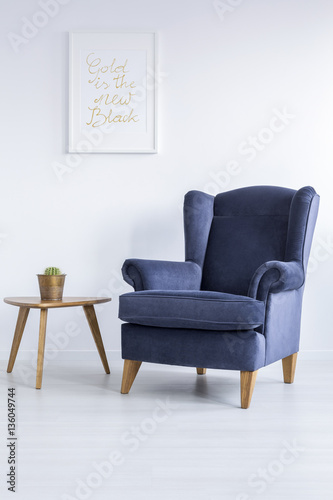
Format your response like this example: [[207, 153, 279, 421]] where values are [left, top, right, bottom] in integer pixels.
[[119, 290, 265, 331]]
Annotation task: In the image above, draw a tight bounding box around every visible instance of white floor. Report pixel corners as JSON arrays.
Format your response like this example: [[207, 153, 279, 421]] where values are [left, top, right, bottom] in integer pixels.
[[0, 357, 332, 500]]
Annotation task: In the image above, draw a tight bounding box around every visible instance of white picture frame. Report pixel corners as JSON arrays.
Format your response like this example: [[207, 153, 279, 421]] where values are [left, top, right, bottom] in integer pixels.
[[69, 32, 157, 153]]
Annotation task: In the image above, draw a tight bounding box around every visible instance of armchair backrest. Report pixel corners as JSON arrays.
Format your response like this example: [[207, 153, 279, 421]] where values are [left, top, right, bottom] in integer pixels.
[[184, 186, 319, 296]]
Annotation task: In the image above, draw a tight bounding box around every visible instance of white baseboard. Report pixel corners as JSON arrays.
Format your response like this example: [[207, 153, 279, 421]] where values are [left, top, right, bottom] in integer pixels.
[[0, 349, 123, 362], [298, 350, 333, 360], [0, 350, 333, 362]]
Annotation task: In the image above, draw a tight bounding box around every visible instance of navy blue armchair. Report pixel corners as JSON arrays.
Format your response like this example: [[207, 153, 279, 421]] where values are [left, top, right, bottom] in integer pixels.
[[118, 186, 319, 408]]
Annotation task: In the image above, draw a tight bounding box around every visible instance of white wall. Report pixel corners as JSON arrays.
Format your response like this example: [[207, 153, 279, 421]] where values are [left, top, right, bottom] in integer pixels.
[[1, 0, 332, 365]]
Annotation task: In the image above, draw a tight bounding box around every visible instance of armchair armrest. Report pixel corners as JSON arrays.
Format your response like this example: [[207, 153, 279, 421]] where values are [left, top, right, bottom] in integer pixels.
[[248, 260, 304, 301], [122, 259, 202, 291]]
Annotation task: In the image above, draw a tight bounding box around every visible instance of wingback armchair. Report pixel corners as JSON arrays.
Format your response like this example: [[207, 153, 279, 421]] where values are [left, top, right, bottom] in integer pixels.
[[118, 186, 319, 408]]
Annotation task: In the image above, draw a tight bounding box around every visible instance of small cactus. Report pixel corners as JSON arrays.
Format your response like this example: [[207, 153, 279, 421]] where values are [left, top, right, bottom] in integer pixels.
[[44, 267, 62, 276]]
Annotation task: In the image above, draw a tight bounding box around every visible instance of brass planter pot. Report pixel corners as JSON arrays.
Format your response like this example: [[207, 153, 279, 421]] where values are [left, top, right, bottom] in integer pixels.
[[37, 274, 66, 301]]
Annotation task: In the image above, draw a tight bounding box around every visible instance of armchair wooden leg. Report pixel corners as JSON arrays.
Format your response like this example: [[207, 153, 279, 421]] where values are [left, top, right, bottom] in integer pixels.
[[196, 368, 206, 375], [282, 353, 298, 384], [240, 370, 258, 409], [121, 360, 142, 394]]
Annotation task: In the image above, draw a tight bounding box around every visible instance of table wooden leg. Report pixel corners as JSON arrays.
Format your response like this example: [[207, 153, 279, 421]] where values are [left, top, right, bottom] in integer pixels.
[[36, 309, 48, 389], [83, 305, 110, 374], [7, 307, 30, 373]]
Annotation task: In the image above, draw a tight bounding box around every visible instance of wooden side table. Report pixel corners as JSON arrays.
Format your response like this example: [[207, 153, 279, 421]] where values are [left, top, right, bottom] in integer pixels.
[[4, 297, 111, 389]]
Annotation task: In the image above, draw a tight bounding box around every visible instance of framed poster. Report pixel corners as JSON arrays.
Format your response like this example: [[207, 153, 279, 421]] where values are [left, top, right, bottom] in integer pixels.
[[69, 32, 157, 153]]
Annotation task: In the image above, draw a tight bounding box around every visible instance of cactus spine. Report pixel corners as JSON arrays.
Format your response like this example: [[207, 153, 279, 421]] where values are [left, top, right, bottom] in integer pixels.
[[44, 267, 62, 276]]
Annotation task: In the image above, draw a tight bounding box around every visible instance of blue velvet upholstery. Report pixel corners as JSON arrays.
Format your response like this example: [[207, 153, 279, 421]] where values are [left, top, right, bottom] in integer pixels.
[[201, 186, 294, 295], [184, 191, 214, 268], [119, 290, 265, 330], [119, 185, 319, 377], [122, 324, 265, 371], [248, 260, 304, 302], [122, 259, 202, 291]]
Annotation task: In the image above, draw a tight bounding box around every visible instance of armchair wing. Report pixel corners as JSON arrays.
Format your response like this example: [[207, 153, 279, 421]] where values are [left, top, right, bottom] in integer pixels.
[[122, 259, 202, 291], [248, 260, 304, 301]]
